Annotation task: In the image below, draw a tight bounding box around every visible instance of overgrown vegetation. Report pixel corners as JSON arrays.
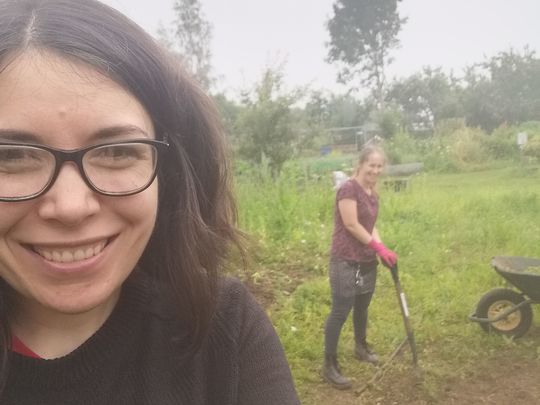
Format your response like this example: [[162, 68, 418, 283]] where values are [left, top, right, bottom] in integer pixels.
[[215, 48, 540, 174], [234, 160, 540, 404]]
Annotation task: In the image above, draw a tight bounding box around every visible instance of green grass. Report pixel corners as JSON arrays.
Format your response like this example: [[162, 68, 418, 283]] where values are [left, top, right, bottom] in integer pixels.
[[235, 164, 540, 403]]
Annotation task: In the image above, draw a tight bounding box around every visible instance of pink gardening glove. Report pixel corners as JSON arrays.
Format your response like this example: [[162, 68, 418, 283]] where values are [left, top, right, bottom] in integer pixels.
[[368, 240, 398, 268]]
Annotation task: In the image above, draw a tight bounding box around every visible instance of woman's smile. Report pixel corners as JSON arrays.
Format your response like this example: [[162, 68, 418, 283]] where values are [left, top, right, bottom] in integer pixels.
[[31, 239, 108, 263]]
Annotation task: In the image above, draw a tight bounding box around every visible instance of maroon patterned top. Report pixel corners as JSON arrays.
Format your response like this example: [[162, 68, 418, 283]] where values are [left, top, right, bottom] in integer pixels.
[[331, 179, 378, 262]]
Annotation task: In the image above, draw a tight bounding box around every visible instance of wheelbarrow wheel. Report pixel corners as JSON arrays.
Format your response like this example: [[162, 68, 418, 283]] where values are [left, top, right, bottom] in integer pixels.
[[475, 288, 533, 338]]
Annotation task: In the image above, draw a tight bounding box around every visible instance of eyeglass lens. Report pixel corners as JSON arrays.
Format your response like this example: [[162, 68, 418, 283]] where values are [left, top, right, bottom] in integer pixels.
[[0, 143, 158, 199], [0, 145, 54, 199], [83, 143, 157, 193]]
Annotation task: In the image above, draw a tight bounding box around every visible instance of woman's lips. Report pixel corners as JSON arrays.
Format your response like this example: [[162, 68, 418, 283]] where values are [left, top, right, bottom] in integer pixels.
[[31, 239, 108, 264]]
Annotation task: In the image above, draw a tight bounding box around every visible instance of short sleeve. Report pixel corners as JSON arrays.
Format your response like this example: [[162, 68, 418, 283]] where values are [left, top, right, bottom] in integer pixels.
[[336, 179, 357, 202]]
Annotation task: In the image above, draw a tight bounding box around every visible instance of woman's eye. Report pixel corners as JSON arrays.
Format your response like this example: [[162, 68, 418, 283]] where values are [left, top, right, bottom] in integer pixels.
[[86, 144, 152, 169], [0, 147, 43, 164], [0, 147, 46, 170], [95, 145, 141, 160], [0, 148, 27, 161]]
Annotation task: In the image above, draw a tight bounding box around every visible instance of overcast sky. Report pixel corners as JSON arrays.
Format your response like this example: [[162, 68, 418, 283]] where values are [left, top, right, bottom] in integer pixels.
[[102, 0, 540, 96]]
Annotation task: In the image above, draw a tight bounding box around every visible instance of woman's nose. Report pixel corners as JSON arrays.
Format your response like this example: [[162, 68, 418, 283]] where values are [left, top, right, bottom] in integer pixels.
[[37, 163, 101, 226]]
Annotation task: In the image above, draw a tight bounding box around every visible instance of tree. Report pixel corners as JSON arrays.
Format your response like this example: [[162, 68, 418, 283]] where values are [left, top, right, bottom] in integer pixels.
[[156, 21, 175, 51], [326, 0, 406, 109], [487, 47, 540, 125], [304, 90, 331, 129], [297, 91, 334, 150], [461, 66, 498, 132], [212, 93, 244, 147], [387, 67, 462, 132], [236, 67, 299, 174], [326, 94, 369, 129], [463, 47, 540, 131], [159, 0, 213, 89]]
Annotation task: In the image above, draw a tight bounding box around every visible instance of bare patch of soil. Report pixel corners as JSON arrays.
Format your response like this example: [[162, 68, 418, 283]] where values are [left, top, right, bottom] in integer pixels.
[[436, 355, 540, 405], [299, 353, 540, 404], [243, 263, 313, 308]]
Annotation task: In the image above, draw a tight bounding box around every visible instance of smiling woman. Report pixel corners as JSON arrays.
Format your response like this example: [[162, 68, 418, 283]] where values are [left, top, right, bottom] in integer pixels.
[[322, 144, 399, 390], [0, 0, 300, 404], [0, 52, 159, 320]]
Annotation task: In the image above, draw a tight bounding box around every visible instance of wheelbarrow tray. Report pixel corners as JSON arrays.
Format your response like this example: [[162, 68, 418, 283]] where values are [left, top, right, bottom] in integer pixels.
[[491, 256, 540, 301]]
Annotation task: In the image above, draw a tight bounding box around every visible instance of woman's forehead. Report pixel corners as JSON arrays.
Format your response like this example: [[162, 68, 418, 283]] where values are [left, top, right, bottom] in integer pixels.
[[0, 49, 112, 87], [364, 151, 385, 163], [0, 49, 154, 147]]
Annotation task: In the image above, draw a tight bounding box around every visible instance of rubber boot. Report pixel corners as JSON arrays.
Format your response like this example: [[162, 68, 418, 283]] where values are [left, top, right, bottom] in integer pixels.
[[355, 341, 379, 365], [321, 354, 352, 390]]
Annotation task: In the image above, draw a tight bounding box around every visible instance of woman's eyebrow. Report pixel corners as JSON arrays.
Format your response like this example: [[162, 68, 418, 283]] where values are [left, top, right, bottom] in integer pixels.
[[92, 125, 151, 141], [0, 126, 151, 143], [0, 129, 39, 143]]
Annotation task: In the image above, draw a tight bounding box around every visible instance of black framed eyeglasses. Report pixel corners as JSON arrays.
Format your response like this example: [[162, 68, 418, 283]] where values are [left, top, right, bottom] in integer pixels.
[[0, 139, 169, 202]]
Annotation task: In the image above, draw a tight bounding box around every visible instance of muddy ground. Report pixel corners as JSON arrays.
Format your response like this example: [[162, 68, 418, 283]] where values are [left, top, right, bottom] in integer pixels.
[[246, 273, 540, 404], [304, 353, 540, 404]]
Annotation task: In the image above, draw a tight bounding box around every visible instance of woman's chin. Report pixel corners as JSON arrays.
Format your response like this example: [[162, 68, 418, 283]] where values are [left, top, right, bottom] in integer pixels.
[[31, 286, 120, 316]]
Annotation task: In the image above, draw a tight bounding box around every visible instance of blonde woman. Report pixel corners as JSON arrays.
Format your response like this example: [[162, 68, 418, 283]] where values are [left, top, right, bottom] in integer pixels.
[[322, 145, 398, 389]]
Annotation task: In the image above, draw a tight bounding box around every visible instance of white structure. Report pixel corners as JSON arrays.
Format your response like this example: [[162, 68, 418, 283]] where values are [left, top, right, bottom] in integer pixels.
[[332, 171, 348, 190], [517, 132, 528, 149]]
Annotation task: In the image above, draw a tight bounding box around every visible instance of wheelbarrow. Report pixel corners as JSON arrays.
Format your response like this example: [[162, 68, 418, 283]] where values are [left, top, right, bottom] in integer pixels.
[[469, 256, 540, 338]]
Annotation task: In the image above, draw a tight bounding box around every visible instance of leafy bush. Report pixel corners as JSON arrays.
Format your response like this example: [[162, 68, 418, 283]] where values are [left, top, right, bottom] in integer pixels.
[[519, 122, 540, 161], [419, 136, 457, 172], [489, 121, 540, 160], [523, 138, 540, 160], [385, 127, 488, 173], [448, 127, 489, 169], [376, 108, 404, 139], [385, 131, 422, 164], [433, 117, 467, 137], [488, 124, 521, 159]]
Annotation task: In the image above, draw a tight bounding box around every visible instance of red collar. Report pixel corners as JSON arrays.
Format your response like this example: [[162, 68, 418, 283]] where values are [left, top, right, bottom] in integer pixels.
[[11, 335, 42, 359]]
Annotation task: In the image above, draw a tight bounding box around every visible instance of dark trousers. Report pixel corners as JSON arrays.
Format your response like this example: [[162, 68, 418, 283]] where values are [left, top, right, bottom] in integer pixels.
[[324, 291, 374, 356]]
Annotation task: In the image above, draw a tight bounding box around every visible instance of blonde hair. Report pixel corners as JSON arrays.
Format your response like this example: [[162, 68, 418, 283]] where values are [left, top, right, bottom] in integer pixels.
[[354, 144, 387, 175]]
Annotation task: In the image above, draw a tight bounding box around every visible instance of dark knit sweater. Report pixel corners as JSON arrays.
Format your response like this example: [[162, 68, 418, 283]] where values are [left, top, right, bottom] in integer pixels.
[[4, 274, 300, 404]]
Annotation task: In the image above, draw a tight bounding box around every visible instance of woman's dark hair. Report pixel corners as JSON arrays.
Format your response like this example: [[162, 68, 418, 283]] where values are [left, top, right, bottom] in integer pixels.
[[0, 0, 241, 391]]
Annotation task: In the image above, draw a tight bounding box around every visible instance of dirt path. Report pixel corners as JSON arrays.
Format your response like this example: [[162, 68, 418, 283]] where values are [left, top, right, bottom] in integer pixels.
[[436, 355, 540, 405], [299, 353, 540, 404]]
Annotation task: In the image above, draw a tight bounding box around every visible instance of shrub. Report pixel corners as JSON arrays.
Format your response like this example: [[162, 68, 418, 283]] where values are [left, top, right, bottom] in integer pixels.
[[433, 117, 467, 137], [448, 127, 489, 169], [385, 131, 422, 164], [488, 124, 520, 159], [489, 121, 540, 160], [420, 137, 457, 172], [376, 109, 404, 139], [523, 138, 540, 161]]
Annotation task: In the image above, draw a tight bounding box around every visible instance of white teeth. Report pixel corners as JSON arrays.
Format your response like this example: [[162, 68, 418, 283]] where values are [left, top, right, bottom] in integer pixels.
[[53, 251, 62, 262], [34, 240, 107, 263], [74, 249, 85, 261], [61, 251, 73, 262]]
